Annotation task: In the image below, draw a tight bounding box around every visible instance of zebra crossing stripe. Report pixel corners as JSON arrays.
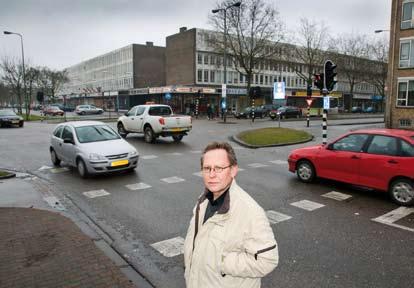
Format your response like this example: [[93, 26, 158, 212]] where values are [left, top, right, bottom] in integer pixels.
[[269, 160, 288, 165], [290, 200, 325, 211], [126, 182, 152, 190], [161, 176, 186, 184], [372, 207, 414, 233], [151, 236, 185, 257], [247, 163, 269, 168], [83, 189, 110, 198], [266, 210, 292, 224], [141, 155, 158, 160], [322, 191, 352, 201]]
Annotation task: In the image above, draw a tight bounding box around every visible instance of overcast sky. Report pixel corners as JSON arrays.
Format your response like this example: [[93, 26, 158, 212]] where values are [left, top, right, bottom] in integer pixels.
[[0, 0, 391, 70]]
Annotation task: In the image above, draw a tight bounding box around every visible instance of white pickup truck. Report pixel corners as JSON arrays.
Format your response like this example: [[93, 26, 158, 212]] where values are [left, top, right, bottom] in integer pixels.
[[117, 104, 192, 143]]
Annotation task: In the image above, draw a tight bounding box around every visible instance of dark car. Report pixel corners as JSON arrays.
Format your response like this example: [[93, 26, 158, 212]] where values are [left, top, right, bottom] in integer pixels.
[[363, 106, 376, 113], [234, 106, 267, 119], [53, 104, 75, 112], [351, 106, 362, 113], [288, 129, 414, 206], [270, 106, 302, 120], [0, 110, 24, 127]]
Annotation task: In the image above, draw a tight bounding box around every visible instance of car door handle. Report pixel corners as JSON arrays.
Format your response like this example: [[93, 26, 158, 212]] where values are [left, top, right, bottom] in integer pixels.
[[388, 159, 398, 164], [59, 143, 62, 146], [351, 155, 360, 159], [131, 118, 134, 120]]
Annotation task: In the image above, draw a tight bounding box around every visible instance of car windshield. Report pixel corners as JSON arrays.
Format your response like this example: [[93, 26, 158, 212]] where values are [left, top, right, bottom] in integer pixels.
[[75, 125, 120, 143], [0, 110, 17, 116]]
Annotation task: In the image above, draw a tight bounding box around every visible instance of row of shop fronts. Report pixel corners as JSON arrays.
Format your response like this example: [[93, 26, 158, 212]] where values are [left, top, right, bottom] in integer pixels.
[[60, 85, 384, 115]]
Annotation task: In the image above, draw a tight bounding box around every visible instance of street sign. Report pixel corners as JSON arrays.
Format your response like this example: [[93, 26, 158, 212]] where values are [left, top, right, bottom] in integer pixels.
[[273, 82, 285, 99], [306, 99, 313, 107], [323, 96, 330, 109], [222, 84, 227, 98], [165, 93, 171, 100]]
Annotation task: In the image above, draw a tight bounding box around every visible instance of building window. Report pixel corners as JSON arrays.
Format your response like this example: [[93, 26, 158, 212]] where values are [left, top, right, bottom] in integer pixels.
[[399, 119, 412, 127], [397, 79, 414, 106], [210, 71, 215, 83], [210, 55, 216, 65], [400, 40, 412, 68], [204, 70, 209, 83], [198, 54, 202, 65], [204, 55, 209, 65], [259, 75, 263, 85], [402, 1, 414, 29], [197, 70, 202, 82]]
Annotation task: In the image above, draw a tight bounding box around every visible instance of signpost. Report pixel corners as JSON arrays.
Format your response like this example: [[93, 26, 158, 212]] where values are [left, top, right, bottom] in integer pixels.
[[222, 84, 227, 122], [274, 82, 285, 127]]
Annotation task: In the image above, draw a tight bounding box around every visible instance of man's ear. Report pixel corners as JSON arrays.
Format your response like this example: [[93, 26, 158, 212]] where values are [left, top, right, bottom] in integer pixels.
[[231, 165, 238, 178]]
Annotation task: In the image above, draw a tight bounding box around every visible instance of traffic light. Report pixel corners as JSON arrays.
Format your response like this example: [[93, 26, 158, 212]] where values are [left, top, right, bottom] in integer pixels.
[[325, 60, 337, 92], [306, 84, 312, 98], [249, 86, 261, 99], [36, 91, 44, 102], [313, 73, 324, 91]]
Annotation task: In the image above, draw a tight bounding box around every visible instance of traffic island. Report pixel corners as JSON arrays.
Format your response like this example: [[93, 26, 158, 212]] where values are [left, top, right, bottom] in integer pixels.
[[0, 170, 16, 179], [232, 127, 313, 148]]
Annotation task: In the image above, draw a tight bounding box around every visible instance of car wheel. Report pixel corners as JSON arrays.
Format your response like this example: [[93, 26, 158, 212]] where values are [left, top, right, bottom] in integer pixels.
[[19, 122, 24, 127], [117, 123, 128, 138], [77, 158, 89, 178], [144, 126, 155, 143], [80, 111, 86, 115], [172, 135, 183, 142], [296, 160, 315, 183], [50, 149, 61, 166], [389, 178, 414, 206]]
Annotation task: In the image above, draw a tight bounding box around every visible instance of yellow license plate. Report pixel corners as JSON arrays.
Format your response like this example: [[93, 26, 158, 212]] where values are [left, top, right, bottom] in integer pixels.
[[171, 128, 183, 132], [111, 159, 129, 167]]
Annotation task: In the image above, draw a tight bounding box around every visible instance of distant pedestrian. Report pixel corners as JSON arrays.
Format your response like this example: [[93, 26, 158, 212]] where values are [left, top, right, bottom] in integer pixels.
[[184, 142, 278, 288], [207, 104, 213, 120]]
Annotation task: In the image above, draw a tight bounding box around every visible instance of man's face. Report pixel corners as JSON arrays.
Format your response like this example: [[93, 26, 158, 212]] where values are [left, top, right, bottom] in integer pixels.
[[202, 149, 238, 199]]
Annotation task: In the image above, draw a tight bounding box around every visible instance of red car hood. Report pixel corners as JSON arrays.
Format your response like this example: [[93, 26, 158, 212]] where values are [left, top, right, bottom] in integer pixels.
[[290, 144, 324, 158]]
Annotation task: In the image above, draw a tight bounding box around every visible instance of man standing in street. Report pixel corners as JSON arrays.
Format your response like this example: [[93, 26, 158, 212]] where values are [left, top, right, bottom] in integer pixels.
[[184, 142, 278, 288]]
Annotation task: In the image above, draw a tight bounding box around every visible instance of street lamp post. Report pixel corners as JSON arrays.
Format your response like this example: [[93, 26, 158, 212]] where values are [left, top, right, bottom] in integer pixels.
[[4, 31, 26, 115], [212, 1, 241, 123], [374, 29, 390, 125]]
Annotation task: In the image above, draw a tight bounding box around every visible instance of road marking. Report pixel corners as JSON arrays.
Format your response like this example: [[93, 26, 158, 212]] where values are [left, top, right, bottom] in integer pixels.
[[161, 176, 186, 184], [126, 182, 152, 190], [83, 189, 110, 198], [141, 155, 158, 160], [190, 150, 202, 154], [238, 168, 245, 171], [269, 160, 288, 165], [38, 165, 52, 171], [247, 163, 269, 168], [266, 210, 292, 224], [233, 146, 245, 150], [50, 167, 70, 173], [372, 207, 414, 233], [193, 171, 203, 177], [322, 191, 352, 201], [43, 196, 66, 211], [290, 200, 325, 211], [166, 152, 183, 156], [151, 236, 185, 257]]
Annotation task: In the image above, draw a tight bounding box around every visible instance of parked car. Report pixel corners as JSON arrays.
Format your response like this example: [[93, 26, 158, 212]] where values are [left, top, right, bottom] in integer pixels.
[[288, 129, 414, 206], [49, 121, 139, 178], [0, 110, 24, 127], [234, 106, 267, 119], [75, 104, 104, 115], [363, 106, 376, 113], [351, 106, 362, 113], [52, 104, 75, 112], [43, 106, 64, 116], [270, 106, 302, 120]]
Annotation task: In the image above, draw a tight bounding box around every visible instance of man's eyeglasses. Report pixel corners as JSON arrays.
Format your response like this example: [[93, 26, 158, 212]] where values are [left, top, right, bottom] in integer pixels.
[[202, 165, 232, 174]]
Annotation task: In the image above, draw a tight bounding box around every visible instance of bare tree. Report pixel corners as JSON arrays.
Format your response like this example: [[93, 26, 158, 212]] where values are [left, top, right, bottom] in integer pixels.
[[209, 0, 285, 95], [24, 67, 41, 118], [0, 81, 13, 107], [328, 33, 370, 110], [37, 68, 69, 103], [289, 18, 329, 89], [366, 36, 388, 111], [0, 56, 24, 113]]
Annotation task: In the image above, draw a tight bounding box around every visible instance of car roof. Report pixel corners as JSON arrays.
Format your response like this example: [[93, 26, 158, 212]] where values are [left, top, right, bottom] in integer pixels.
[[56, 121, 106, 128], [351, 128, 414, 138]]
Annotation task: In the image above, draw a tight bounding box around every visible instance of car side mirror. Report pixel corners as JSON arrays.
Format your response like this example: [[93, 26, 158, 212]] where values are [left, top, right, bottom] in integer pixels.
[[63, 138, 74, 144], [124, 112, 128, 116], [326, 143, 334, 150]]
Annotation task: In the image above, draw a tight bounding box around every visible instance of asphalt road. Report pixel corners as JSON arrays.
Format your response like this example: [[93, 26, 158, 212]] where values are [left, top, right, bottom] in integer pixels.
[[1, 116, 413, 288]]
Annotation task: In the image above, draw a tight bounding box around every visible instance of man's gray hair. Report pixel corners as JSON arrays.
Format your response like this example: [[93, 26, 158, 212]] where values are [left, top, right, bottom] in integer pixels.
[[200, 142, 238, 167]]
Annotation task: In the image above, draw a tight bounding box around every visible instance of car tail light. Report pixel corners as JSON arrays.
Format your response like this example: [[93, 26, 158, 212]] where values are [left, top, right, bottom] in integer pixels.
[[159, 118, 165, 125]]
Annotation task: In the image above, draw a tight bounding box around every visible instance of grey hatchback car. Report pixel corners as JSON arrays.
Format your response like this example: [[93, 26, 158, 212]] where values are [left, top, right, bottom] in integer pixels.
[[50, 121, 139, 177]]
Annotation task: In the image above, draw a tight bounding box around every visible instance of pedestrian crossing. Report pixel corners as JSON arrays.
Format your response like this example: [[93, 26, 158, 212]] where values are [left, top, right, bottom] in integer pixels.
[[36, 153, 414, 260]]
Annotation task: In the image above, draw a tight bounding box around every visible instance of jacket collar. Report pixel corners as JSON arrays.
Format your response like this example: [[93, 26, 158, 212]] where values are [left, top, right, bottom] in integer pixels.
[[199, 179, 235, 215]]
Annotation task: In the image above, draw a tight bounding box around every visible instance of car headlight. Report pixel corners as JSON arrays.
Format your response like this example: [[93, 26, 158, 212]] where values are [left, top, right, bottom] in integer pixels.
[[129, 150, 138, 157], [89, 153, 106, 161]]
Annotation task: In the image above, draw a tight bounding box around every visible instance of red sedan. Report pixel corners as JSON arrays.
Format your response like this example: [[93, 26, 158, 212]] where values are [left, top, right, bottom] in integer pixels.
[[288, 129, 414, 206]]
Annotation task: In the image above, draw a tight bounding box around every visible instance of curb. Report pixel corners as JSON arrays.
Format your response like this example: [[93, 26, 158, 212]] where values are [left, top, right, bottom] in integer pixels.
[[0, 171, 16, 180], [231, 133, 314, 149]]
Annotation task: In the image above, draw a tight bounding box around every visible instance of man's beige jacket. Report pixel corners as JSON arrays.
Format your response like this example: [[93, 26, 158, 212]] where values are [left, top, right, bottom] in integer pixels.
[[184, 180, 278, 288]]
